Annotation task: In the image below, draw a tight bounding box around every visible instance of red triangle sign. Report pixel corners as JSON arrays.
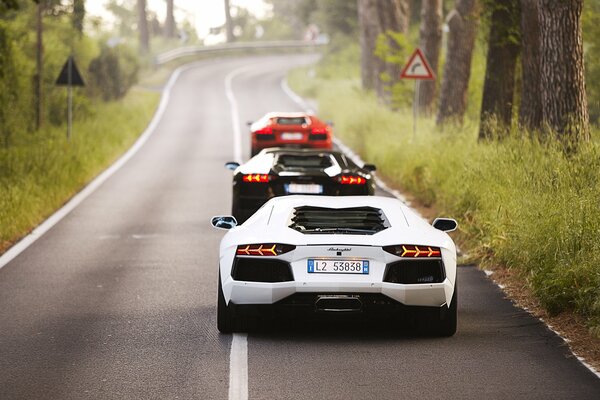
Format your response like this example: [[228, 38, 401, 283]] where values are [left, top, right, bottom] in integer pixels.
[[400, 48, 435, 80]]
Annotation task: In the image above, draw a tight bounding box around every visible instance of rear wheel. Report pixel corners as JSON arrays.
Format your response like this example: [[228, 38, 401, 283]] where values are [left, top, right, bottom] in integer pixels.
[[217, 274, 235, 333], [435, 282, 457, 336]]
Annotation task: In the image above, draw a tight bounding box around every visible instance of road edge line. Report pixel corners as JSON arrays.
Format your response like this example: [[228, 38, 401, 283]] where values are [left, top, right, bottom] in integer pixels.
[[228, 333, 249, 400], [0, 63, 198, 271]]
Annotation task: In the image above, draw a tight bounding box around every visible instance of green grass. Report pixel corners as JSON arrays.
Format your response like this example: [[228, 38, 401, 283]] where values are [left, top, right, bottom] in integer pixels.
[[289, 50, 600, 337], [0, 88, 160, 252]]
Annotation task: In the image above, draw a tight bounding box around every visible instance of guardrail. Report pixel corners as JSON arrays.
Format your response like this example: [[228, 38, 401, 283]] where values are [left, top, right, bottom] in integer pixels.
[[155, 40, 326, 65]]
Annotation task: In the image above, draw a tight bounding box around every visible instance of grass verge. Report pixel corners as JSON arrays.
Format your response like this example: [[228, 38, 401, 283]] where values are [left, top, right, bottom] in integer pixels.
[[0, 88, 160, 254], [288, 50, 600, 338]]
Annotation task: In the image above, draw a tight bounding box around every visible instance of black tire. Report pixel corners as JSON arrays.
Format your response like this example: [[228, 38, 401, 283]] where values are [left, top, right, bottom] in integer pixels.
[[250, 147, 258, 157], [436, 282, 458, 337], [217, 274, 234, 333]]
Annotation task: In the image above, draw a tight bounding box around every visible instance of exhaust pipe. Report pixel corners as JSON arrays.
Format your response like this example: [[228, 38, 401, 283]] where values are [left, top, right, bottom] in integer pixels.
[[315, 295, 362, 312]]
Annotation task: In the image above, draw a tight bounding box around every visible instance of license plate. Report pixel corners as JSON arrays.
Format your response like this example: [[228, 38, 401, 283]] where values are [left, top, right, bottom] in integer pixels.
[[307, 259, 369, 274], [286, 183, 323, 194], [280, 132, 304, 141]]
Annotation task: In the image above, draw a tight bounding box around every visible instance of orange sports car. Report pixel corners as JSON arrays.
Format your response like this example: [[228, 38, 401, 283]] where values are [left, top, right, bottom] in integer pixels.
[[249, 112, 333, 156]]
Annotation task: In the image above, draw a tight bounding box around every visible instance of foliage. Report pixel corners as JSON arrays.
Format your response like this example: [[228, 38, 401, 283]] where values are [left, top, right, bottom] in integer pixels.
[[288, 48, 600, 337], [583, 0, 600, 124], [88, 44, 140, 101]]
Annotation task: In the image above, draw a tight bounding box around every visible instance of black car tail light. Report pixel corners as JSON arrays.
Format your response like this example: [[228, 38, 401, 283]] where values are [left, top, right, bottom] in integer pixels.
[[383, 245, 441, 258], [236, 243, 296, 256], [383, 260, 445, 284], [231, 258, 294, 282], [242, 174, 271, 183], [338, 175, 366, 185]]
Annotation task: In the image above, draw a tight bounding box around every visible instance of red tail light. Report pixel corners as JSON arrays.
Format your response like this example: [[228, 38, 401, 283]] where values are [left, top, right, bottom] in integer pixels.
[[311, 127, 328, 135], [254, 126, 273, 135], [236, 243, 296, 256], [339, 175, 366, 185], [242, 174, 270, 183], [383, 245, 442, 258]]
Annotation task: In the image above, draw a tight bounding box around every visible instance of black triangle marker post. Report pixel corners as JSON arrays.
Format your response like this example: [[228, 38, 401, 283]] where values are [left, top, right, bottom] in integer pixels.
[[56, 55, 85, 141]]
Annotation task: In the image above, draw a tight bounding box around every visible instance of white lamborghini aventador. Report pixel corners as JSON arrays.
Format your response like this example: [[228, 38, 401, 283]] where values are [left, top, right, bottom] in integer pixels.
[[211, 195, 458, 336]]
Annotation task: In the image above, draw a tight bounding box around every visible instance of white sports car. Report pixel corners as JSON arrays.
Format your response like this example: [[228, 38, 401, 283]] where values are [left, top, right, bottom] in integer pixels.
[[211, 195, 458, 335]]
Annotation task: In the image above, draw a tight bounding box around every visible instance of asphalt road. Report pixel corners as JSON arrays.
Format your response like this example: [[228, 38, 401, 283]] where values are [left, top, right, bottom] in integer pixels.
[[1, 54, 599, 400]]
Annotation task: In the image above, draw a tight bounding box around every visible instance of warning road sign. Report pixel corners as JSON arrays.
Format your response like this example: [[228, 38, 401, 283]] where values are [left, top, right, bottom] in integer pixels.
[[400, 48, 435, 80], [56, 56, 85, 86]]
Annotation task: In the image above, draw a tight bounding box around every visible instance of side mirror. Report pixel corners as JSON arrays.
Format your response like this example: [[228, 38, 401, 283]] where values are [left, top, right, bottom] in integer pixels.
[[326, 120, 334, 127], [246, 121, 253, 126], [225, 161, 240, 171], [432, 218, 457, 232], [363, 163, 377, 172], [211, 215, 238, 230]]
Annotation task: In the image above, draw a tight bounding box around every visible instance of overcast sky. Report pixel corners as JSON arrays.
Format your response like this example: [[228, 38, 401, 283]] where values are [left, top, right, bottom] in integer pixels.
[[85, 0, 271, 39]]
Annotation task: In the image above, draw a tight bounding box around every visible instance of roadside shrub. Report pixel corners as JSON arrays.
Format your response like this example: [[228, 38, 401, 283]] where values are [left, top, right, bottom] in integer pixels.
[[88, 44, 139, 101]]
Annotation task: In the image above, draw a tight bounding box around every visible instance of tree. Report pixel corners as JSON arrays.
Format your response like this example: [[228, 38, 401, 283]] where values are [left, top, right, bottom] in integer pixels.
[[538, 0, 589, 143], [437, 0, 480, 125], [224, 0, 234, 42], [358, 0, 409, 100], [137, 0, 149, 54], [478, 0, 521, 139], [418, 0, 442, 114], [519, 0, 542, 130], [72, 0, 84, 33], [165, 0, 175, 38]]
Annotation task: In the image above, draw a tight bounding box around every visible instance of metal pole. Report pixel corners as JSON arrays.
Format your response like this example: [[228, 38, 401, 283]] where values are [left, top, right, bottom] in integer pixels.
[[413, 80, 420, 141], [67, 57, 72, 141]]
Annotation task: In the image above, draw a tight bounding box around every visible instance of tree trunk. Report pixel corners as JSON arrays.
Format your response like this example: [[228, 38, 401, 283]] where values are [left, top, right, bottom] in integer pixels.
[[538, 0, 589, 143], [358, 0, 378, 90], [374, 0, 409, 102], [436, 0, 479, 125], [35, 1, 43, 130], [519, 0, 542, 131], [165, 0, 175, 38], [418, 0, 442, 114], [137, 0, 149, 54], [358, 0, 409, 99], [479, 0, 521, 139], [224, 0, 234, 43]]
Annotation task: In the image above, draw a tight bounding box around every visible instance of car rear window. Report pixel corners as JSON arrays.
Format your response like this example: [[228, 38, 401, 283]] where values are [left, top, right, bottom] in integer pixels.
[[276, 117, 308, 125], [289, 206, 389, 235], [277, 155, 333, 169]]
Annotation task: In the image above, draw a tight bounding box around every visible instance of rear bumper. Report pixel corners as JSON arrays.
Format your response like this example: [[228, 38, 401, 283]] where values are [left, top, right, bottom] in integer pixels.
[[252, 139, 332, 152], [223, 277, 453, 308]]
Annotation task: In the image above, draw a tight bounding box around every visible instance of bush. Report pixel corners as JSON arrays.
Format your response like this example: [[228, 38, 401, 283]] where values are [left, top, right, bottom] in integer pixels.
[[88, 44, 139, 101]]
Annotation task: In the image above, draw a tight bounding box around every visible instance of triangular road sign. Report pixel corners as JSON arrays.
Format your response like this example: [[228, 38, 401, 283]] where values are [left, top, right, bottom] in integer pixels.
[[400, 48, 435, 80], [56, 56, 85, 86]]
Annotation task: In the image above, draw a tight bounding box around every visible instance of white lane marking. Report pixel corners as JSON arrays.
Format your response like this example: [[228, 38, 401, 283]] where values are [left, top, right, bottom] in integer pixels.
[[280, 76, 600, 380], [228, 333, 249, 400], [225, 65, 258, 164], [0, 63, 198, 271], [225, 64, 257, 400]]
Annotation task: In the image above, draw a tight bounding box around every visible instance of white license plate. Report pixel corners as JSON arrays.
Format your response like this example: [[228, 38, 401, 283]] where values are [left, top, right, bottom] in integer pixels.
[[286, 183, 323, 194], [307, 259, 369, 274], [280, 132, 304, 140]]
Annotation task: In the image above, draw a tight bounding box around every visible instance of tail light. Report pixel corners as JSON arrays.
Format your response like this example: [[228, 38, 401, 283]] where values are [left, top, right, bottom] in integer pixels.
[[242, 174, 270, 183], [339, 175, 366, 185], [383, 245, 442, 258], [311, 127, 328, 135], [254, 126, 273, 135], [236, 243, 296, 256]]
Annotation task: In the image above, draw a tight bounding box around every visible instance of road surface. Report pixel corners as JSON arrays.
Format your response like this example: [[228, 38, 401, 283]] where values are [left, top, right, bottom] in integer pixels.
[[1, 54, 598, 399]]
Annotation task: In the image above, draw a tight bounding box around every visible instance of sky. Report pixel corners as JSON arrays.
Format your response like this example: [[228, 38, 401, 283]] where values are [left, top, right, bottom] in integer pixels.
[[85, 0, 271, 39]]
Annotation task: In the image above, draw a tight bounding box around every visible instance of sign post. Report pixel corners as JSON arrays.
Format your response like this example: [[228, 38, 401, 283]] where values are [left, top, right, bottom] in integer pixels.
[[56, 56, 85, 141], [399, 48, 435, 140]]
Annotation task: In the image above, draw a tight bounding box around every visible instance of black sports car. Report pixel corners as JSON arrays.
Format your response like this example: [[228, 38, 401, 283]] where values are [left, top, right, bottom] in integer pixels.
[[225, 148, 377, 222]]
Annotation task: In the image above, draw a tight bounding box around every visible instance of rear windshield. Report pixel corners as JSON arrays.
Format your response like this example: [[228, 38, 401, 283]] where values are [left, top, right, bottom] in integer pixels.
[[276, 117, 308, 125], [277, 154, 333, 169]]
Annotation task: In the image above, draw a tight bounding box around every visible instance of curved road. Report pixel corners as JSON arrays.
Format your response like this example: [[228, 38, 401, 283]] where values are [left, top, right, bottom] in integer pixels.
[[0, 54, 599, 399]]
